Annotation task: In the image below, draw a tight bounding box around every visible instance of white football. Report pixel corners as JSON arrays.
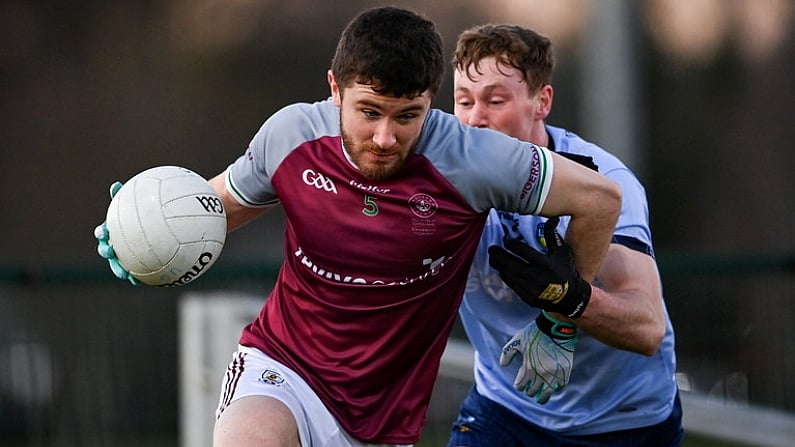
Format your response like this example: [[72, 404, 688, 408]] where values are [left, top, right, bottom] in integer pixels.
[[105, 166, 227, 286]]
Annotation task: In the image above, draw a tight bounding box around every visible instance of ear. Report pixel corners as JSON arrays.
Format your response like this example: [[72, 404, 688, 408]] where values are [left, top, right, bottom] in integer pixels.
[[536, 84, 554, 119], [328, 70, 341, 107]]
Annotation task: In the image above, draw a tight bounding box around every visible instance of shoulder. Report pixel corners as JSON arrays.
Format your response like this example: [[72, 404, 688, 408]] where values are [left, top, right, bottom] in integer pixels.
[[547, 125, 626, 174], [420, 110, 552, 214], [547, 125, 652, 239], [250, 98, 340, 152], [547, 124, 646, 194], [421, 109, 538, 165], [418, 110, 520, 176], [265, 98, 339, 135]]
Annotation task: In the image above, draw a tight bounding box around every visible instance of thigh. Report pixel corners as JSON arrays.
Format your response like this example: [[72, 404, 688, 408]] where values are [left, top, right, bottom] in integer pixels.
[[214, 395, 300, 447], [214, 346, 352, 447]]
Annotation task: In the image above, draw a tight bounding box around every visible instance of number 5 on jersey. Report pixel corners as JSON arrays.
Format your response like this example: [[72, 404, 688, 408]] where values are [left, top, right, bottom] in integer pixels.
[[362, 194, 379, 217]]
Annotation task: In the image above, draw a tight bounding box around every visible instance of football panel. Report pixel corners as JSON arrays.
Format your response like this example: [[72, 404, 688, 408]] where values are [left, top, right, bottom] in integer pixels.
[[129, 240, 224, 286], [159, 172, 217, 204], [107, 178, 169, 274], [166, 214, 227, 244], [131, 176, 181, 269]]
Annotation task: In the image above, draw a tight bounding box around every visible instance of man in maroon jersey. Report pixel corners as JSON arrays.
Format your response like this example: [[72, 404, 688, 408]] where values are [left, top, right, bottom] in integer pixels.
[[96, 6, 620, 447]]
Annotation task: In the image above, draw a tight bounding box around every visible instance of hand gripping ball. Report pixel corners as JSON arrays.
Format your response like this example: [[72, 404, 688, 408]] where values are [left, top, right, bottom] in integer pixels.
[[105, 166, 227, 286]]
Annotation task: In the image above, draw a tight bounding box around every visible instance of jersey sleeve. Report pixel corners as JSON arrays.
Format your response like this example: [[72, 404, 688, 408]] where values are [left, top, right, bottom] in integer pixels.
[[418, 111, 555, 216], [226, 99, 339, 208], [606, 167, 653, 253]]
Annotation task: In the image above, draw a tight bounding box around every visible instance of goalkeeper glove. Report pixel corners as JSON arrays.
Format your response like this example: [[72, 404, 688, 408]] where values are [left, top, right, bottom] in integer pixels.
[[488, 217, 591, 319], [499, 311, 578, 404], [94, 181, 140, 285]]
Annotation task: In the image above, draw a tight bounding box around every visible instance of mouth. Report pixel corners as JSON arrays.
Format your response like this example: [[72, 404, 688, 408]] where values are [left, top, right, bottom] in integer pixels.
[[366, 148, 398, 161]]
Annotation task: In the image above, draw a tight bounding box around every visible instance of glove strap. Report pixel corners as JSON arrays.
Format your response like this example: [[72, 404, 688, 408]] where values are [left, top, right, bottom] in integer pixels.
[[564, 280, 591, 319], [536, 311, 577, 340]]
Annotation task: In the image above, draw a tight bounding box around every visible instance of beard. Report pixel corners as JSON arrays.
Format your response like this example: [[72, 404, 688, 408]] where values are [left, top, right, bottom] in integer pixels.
[[340, 125, 414, 181]]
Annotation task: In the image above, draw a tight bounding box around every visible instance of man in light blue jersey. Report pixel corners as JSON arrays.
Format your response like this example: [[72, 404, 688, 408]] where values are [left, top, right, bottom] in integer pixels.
[[447, 24, 683, 446]]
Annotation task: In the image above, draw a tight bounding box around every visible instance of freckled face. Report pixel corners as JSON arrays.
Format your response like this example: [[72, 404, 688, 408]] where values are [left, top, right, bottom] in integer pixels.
[[329, 72, 432, 181]]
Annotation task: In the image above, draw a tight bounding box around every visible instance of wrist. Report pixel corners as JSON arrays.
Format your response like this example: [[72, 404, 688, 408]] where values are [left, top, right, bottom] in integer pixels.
[[565, 279, 591, 319], [536, 311, 577, 339]]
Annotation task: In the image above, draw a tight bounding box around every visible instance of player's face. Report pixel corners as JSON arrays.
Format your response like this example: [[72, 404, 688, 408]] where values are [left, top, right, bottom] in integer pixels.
[[453, 56, 549, 143], [329, 71, 431, 181]]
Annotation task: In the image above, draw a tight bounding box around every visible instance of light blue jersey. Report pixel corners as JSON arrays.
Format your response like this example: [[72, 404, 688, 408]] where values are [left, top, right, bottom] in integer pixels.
[[461, 125, 678, 435]]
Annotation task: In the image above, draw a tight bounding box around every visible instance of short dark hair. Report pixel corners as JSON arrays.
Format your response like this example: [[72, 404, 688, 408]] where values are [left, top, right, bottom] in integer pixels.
[[452, 24, 555, 93], [331, 6, 444, 99]]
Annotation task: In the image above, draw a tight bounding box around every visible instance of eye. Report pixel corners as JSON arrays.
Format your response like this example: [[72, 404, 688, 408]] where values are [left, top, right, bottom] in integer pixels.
[[395, 113, 418, 123]]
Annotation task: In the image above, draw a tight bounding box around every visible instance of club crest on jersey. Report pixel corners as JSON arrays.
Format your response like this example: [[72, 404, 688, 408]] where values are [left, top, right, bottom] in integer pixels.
[[408, 193, 438, 236], [258, 369, 285, 386], [408, 193, 437, 218]]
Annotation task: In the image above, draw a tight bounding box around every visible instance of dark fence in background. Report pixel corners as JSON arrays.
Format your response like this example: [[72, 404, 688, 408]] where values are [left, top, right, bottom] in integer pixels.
[[1, 253, 793, 446]]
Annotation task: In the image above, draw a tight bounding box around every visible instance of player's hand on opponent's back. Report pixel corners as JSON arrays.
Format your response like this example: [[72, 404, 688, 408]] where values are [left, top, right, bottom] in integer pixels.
[[488, 217, 591, 319], [94, 181, 140, 285], [499, 311, 577, 404]]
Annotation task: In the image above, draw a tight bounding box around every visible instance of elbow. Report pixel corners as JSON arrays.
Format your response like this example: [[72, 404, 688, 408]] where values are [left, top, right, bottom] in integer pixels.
[[605, 180, 622, 222], [638, 323, 666, 356], [587, 177, 621, 229]]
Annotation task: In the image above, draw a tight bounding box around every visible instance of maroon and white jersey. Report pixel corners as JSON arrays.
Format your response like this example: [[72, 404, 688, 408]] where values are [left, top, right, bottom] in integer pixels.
[[225, 98, 554, 444]]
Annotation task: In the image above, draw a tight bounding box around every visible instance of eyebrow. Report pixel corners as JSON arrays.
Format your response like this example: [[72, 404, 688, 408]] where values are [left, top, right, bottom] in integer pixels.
[[357, 98, 427, 114], [454, 84, 505, 94]]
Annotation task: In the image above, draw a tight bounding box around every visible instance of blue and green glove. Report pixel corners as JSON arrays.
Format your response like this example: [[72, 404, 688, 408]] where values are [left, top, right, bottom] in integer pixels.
[[94, 181, 140, 285], [499, 310, 578, 404]]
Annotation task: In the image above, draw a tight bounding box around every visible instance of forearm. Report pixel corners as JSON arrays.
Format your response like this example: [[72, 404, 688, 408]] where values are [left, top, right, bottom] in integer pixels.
[[564, 212, 615, 282], [577, 286, 664, 355], [576, 245, 666, 355], [541, 152, 621, 281]]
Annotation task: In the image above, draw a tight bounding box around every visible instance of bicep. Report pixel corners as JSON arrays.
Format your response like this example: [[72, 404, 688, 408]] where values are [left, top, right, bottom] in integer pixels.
[[539, 151, 621, 218], [578, 243, 667, 354], [598, 244, 663, 306]]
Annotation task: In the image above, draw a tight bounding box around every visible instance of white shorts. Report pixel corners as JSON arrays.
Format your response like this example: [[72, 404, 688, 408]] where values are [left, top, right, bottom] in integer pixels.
[[215, 345, 412, 447]]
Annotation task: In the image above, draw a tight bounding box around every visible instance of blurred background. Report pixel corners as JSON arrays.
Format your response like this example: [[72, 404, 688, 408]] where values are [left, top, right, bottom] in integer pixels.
[[1, 0, 794, 446]]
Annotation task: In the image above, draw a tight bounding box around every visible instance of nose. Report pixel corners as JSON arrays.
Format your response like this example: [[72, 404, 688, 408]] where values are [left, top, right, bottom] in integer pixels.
[[372, 119, 397, 148], [467, 102, 488, 128]]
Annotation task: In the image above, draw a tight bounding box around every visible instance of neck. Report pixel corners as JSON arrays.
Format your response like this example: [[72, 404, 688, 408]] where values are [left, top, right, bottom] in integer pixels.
[[527, 121, 549, 147]]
